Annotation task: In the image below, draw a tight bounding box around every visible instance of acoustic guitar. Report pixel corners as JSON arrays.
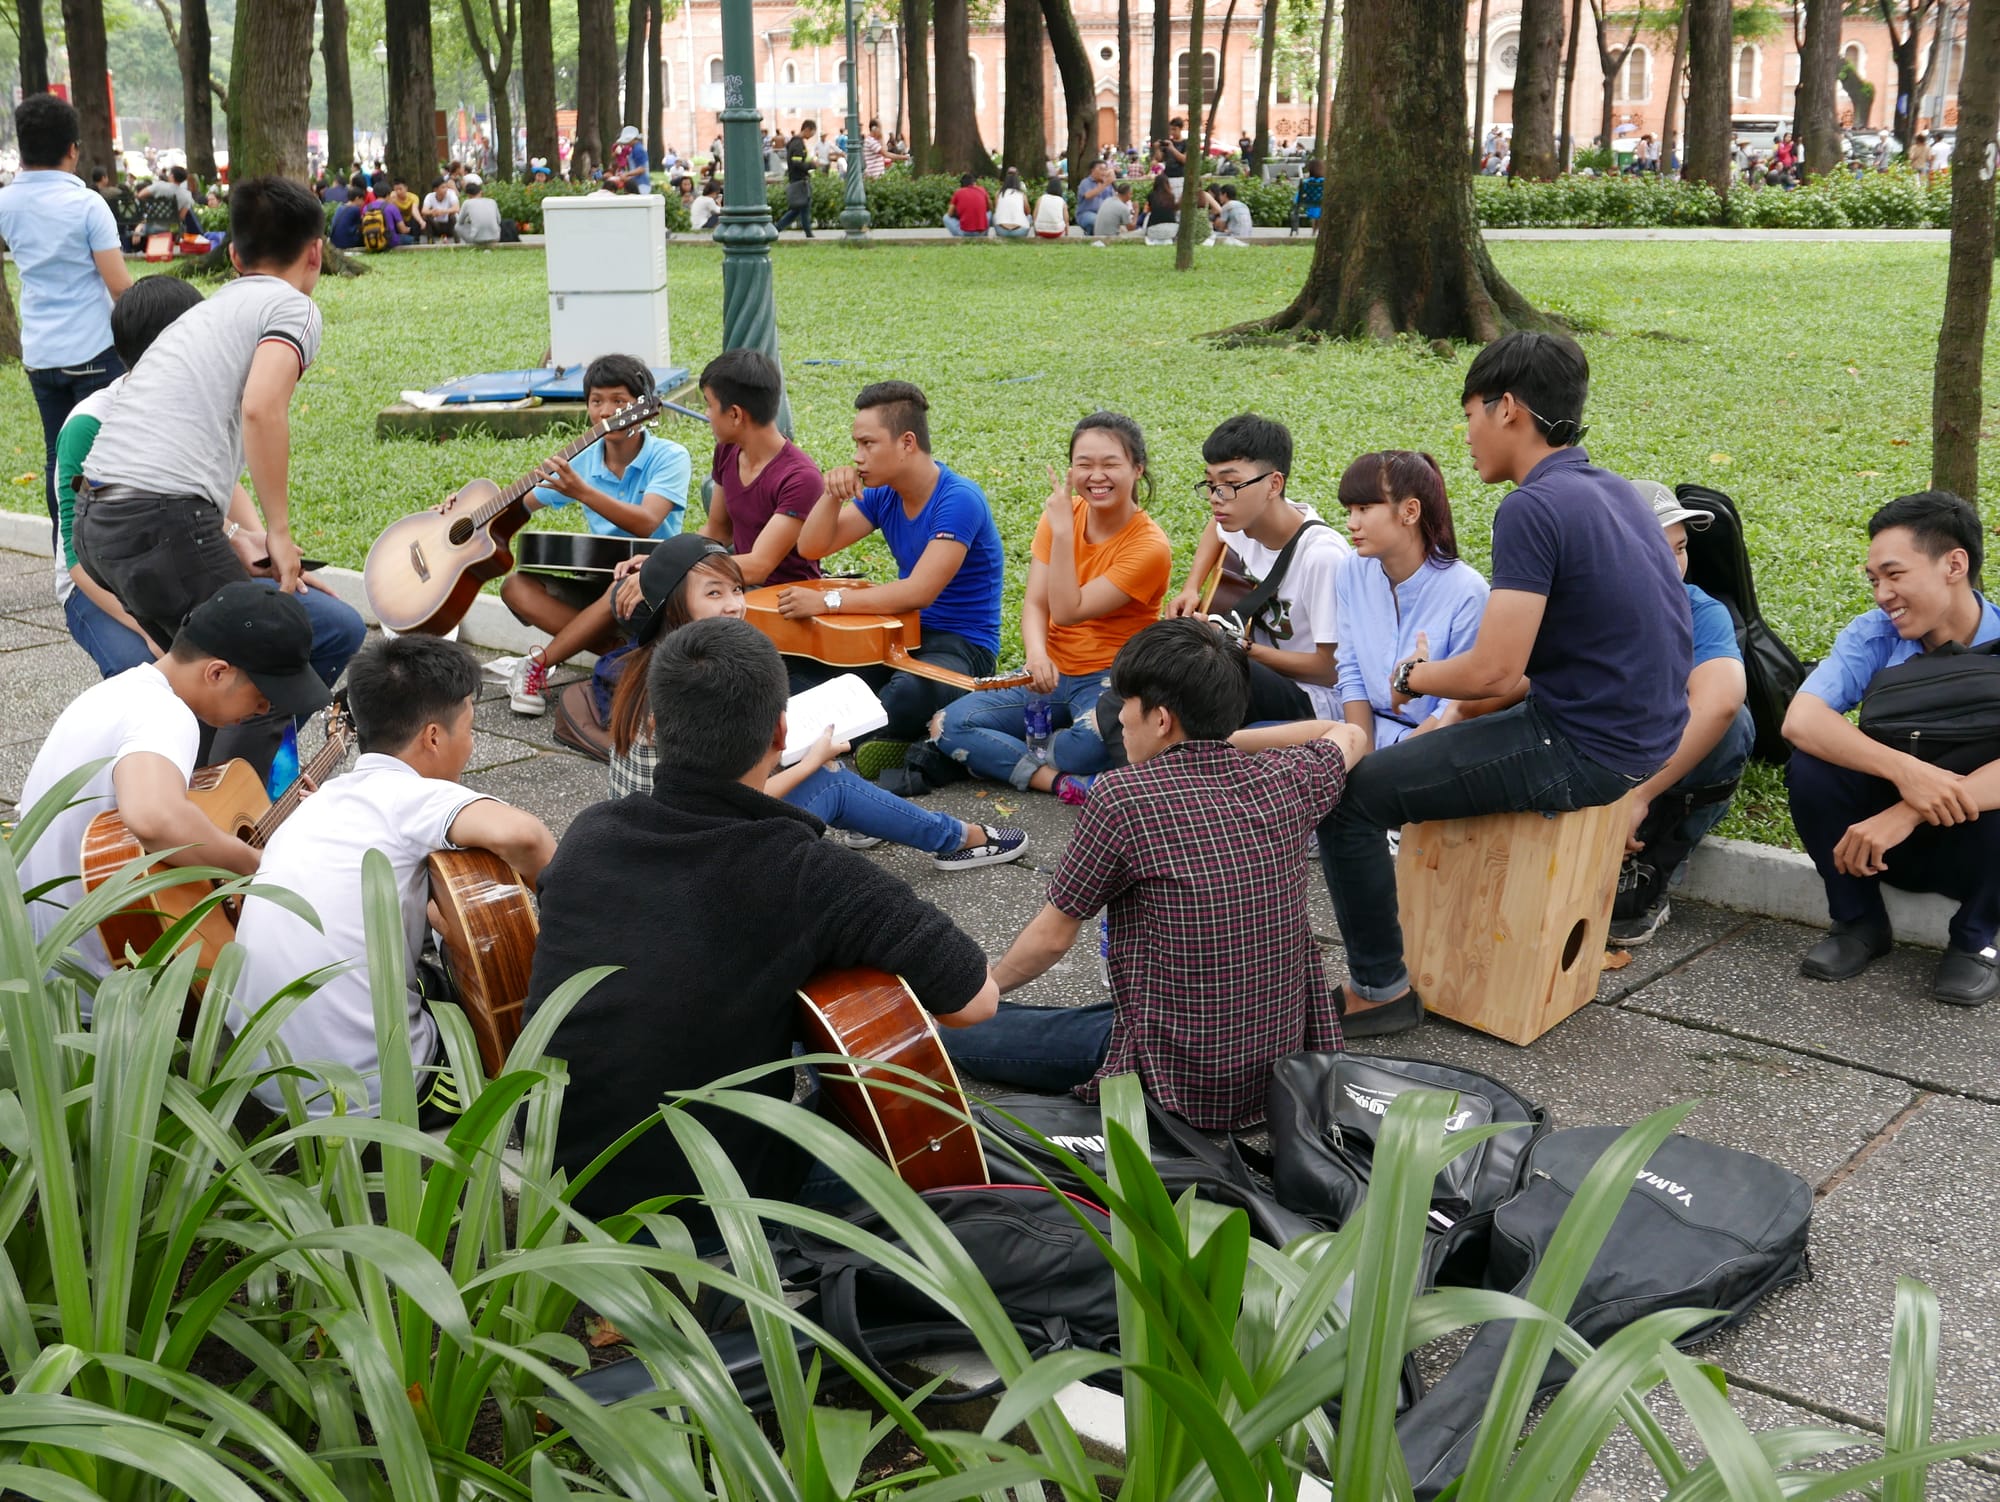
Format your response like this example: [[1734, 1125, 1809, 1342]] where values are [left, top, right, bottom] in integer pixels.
[[745, 582, 1034, 695], [515, 533, 661, 579], [427, 847, 538, 1077], [81, 700, 354, 985], [362, 392, 665, 636], [797, 967, 990, 1192]]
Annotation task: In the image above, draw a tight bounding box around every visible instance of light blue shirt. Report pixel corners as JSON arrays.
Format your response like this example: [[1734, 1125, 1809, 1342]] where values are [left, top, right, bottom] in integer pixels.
[[0, 169, 121, 367], [1333, 554, 1490, 746], [532, 430, 691, 538], [1799, 592, 2000, 715]]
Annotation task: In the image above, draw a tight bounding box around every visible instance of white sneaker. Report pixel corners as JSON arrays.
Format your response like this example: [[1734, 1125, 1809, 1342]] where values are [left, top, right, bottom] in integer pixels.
[[841, 830, 886, 849], [508, 648, 549, 716]]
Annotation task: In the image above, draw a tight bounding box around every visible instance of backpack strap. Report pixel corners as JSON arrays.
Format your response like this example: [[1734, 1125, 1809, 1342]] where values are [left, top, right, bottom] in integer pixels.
[[816, 1269, 1071, 1404], [1227, 518, 1328, 634]]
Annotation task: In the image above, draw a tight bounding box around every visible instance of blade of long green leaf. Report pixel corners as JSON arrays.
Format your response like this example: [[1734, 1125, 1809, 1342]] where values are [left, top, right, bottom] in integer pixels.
[[324, 1308, 441, 1502], [1659, 1345, 1783, 1502], [0, 1398, 268, 1502], [1884, 1276, 1940, 1502]]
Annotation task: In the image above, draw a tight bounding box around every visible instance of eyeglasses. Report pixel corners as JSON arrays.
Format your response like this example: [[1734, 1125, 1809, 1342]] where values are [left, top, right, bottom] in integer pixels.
[[1193, 471, 1278, 504]]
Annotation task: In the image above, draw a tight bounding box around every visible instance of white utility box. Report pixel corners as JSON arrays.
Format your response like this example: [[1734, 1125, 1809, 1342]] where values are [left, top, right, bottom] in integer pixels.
[[543, 193, 670, 369]]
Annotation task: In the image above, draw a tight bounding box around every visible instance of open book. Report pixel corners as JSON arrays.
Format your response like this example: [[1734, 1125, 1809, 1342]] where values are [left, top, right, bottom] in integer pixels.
[[782, 673, 890, 766]]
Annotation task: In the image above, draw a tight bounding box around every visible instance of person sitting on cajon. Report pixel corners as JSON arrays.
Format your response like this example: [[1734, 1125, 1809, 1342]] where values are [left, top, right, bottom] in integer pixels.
[[1316, 330, 1691, 1038], [503, 354, 691, 717], [1782, 491, 2000, 1007]]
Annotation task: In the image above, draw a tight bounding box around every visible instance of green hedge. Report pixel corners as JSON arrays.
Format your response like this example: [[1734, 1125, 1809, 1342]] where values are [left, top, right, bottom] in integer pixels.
[[1472, 165, 1950, 229]]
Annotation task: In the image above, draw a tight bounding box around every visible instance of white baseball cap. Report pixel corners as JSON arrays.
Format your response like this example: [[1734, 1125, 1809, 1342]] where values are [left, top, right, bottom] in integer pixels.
[[1632, 479, 1712, 530]]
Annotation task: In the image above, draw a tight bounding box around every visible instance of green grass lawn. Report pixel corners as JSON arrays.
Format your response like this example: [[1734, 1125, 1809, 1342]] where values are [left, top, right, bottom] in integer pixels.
[[3, 238, 1987, 847]]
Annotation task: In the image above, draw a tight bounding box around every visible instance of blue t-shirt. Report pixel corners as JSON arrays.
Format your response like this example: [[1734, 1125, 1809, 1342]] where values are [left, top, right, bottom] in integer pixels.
[[532, 431, 691, 539], [1686, 583, 1742, 669], [1334, 554, 1490, 747], [0, 169, 122, 367], [329, 201, 364, 249], [1800, 592, 2000, 715], [1488, 448, 1692, 778], [853, 463, 1004, 654]]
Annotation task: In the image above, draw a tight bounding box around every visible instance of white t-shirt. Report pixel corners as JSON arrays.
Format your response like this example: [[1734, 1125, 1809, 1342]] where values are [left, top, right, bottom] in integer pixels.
[[231, 754, 488, 1118], [690, 193, 720, 229], [1221, 502, 1353, 718], [16, 664, 201, 987], [994, 188, 1030, 230], [1033, 193, 1068, 234], [422, 189, 458, 218]]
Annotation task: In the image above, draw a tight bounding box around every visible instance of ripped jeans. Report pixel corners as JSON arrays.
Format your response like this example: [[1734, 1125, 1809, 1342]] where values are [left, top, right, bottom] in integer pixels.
[[935, 673, 1114, 789]]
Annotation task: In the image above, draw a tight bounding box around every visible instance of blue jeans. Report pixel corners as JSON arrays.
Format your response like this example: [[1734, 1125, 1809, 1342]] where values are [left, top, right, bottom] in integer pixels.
[[1638, 703, 1756, 884], [943, 215, 987, 236], [64, 587, 155, 678], [937, 673, 1112, 788], [937, 1000, 1115, 1091], [1318, 697, 1642, 998], [26, 344, 123, 543], [786, 764, 963, 853], [788, 628, 996, 745]]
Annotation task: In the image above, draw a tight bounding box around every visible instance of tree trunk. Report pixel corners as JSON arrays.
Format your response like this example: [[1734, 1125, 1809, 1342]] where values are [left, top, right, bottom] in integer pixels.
[[1238, 0, 1547, 339], [462, 0, 519, 179], [1508, 0, 1563, 179], [19, 0, 47, 97], [1150, 0, 1171, 142], [1589, 0, 1640, 168], [1471, 0, 1490, 168], [594, 0, 623, 170], [1003, 0, 1047, 171], [0, 247, 21, 363], [1796, 0, 1843, 177], [574, 0, 607, 176], [1840, 59, 1877, 128], [1885, 1, 1935, 148], [624, 0, 646, 131], [1915, 0, 1949, 123], [523, 0, 559, 171], [1931, 0, 2000, 511], [1118, 0, 1133, 149], [386, 0, 438, 188], [320, 0, 351, 178], [1314, 0, 1338, 158], [1201, 0, 1239, 153], [933, 0, 994, 175], [1251, 0, 1279, 168], [1681, 0, 1731, 197], [1174, 0, 1206, 269], [1660, 14, 1687, 165], [178, 0, 219, 184], [60, 0, 115, 178], [1557, 0, 1583, 171], [228, 0, 314, 179], [1042, 0, 1099, 173], [903, 0, 932, 171], [646, 0, 664, 176]]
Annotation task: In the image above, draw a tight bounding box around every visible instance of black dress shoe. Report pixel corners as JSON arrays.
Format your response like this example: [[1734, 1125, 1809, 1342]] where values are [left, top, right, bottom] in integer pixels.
[[1933, 946, 2000, 1007], [1800, 920, 1894, 982], [1338, 988, 1423, 1039]]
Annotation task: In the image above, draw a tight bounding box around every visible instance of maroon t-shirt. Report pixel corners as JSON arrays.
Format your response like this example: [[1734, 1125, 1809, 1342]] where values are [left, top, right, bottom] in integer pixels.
[[712, 439, 823, 585], [949, 184, 990, 232]]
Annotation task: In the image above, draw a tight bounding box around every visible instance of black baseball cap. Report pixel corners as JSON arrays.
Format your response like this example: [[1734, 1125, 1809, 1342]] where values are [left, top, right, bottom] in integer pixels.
[[619, 534, 735, 646], [178, 581, 332, 718]]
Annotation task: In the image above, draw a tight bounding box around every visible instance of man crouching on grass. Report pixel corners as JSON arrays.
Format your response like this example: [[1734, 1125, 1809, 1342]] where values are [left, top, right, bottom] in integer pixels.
[[941, 617, 1366, 1130]]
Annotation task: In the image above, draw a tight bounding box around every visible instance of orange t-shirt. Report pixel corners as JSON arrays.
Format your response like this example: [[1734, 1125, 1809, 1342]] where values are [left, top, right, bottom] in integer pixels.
[[1031, 499, 1173, 674]]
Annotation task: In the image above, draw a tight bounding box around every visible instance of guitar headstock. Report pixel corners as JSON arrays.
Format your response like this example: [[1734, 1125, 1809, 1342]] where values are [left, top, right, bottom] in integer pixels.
[[603, 392, 664, 436], [322, 692, 356, 755]]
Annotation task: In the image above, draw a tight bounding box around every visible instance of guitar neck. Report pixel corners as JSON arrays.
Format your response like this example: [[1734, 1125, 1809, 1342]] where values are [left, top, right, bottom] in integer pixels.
[[248, 726, 349, 848], [468, 425, 608, 528]]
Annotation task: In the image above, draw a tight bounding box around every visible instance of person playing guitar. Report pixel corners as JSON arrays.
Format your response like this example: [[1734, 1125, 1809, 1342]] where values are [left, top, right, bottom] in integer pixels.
[[526, 616, 997, 1249], [503, 354, 692, 718], [17, 583, 328, 1008], [231, 634, 555, 1125]]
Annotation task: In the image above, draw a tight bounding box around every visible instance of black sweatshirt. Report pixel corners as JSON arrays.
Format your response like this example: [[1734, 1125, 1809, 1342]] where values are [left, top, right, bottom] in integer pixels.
[[525, 767, 988, 1233]]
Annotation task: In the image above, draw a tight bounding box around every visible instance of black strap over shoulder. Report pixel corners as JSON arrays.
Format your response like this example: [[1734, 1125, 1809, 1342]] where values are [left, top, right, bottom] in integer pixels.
[[1228, 518, 1328, 633]]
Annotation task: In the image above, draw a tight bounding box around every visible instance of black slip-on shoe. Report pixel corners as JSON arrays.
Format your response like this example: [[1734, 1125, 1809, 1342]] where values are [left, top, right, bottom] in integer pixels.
[[1338, 988, 1424, 1039], [1933, 946, 2000, 1007], [1800, 920, 1894, 983]]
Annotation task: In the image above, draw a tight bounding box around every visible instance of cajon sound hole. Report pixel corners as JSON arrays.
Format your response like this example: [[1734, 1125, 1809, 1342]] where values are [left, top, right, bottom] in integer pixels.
[[1559, 918, 1588, 971]]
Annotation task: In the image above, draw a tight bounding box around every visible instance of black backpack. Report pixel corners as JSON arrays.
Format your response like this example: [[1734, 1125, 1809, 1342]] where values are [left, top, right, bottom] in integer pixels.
[[1676, 483, 1809, 764], [1858, 638, 2000, 773], [1396, 1126, 1812, 1499]]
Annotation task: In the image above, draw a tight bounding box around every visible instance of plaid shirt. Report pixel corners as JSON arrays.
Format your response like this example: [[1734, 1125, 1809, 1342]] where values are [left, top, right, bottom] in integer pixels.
[[1048, 738, 1347, 1130], [609, 741, 656, 799]]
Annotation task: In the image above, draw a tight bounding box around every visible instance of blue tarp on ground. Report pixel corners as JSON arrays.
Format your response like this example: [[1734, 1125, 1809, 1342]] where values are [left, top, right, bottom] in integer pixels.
[[425, 365, 690, 403]]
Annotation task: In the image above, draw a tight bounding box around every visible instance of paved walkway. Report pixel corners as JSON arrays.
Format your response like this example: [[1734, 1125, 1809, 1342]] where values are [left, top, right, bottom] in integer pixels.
[[2, 540, 1995, 1495]]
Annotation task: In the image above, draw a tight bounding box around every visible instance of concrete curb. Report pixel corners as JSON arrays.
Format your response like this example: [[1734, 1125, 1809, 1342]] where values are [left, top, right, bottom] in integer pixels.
[[0, 515, 1953, 945]]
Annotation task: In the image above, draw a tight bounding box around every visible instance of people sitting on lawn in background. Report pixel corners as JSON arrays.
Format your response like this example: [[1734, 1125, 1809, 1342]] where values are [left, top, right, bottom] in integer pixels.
[[945, 173, 990, 237], [1329, 449, 1489, 752], [387, 178, 425, 235], [1143, 173, 1179, 243], [605, 535, 1027, 868], [993, 170, 1032, 239], [420, 175, 458, 241], [1033, 177, 1070, 239], [1205, 182, 1252, 245], [690, 178, 721, 230], [1076, 161, 1115, 234], [940, 618, 1366, 1130], [1094, 180, 1135, 239], [454, 177, 503, 246], [1609, 482, 1755, 947], [932, 412, 1171, 803], [503, 354, 690, 716], [1782, 490, 2000, 1008], [1167, 413, 1352, 728]]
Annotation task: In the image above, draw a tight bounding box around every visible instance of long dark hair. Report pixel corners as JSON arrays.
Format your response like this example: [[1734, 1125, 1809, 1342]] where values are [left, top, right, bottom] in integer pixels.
[[1336, 450, 1460, 566], [1070, 411, 1154, 507], [609, 552, 750, 755]]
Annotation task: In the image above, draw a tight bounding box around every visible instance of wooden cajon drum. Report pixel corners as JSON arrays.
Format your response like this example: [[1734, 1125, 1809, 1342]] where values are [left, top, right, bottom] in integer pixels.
[[1393, 796, 1631, 1045]]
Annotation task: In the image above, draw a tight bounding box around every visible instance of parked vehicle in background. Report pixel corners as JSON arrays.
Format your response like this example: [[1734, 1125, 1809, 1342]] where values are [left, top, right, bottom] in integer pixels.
[[1731, 115, 1787, 157]]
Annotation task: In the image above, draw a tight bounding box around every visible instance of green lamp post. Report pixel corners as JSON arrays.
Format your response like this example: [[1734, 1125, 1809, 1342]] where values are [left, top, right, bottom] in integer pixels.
[[840, 0, 873, 241], [716, 0, 791, 429]]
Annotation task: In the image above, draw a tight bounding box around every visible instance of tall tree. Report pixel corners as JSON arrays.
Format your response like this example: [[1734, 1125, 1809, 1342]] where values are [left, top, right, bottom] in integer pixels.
[[1312, 0, 1336, 156], [321, 0, 353, 177], [461, 0, 520, 178], [933, 0, 994, 174], [151, 0, 226, 184], [1508, 0, 1564, 179], [1470, 0, 1491, 166], [1587, 0, 1644, 167], [624, 0, 646, 130], [1002, 0, 1047, 171], [1174, 0, 1206, 268], [1251, 0, 1280, 167], [592, 0, 622, 167], [903, 0, 932, 170], [1795, 0, 1843, 177], [1201, 0, 1240, 151], [1880, 0, 1939, 148], [60, 0, 115, 177], [573, 0, 617, 176], [1931, 0, 2000, 509], [646, 0, 664, 174], [228, 0, 314, 178], [386, 0, 438, 185], [1042, 0, 1099, 172], [1840, 56, 1877, 127], [1150, 0, 1171, 141], [523, 0, 560, 170], [19, 0, 47, 96], [1557, 0, 1583, 169], [1118, 0, 1133, 148], [1681, 0, 1730, 195], [1238, 0, 1545, 339], [1659, 12, 1687, 166]]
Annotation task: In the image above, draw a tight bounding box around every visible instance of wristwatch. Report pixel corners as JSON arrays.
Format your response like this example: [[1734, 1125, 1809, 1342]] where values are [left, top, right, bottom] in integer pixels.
[[1392, 656, 1424, 698], [824, 589, 844, 612]]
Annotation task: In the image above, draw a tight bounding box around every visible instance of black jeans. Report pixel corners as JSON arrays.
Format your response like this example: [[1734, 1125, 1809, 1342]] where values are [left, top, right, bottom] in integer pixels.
[[1245, 656, 1314, 725], [1317, 696, 1641, 997], [1787, 748, 2000, 953], [26, 344, 124, 543], [788, 628, 996, 744]]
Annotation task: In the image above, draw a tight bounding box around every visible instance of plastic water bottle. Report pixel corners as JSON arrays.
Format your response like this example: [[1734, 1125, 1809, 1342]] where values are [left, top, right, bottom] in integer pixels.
[[1023, 692, 1054, 764]]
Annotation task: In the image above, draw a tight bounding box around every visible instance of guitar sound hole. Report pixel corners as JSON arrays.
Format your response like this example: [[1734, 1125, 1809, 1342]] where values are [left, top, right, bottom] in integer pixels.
[[447, 517, 475, 546]]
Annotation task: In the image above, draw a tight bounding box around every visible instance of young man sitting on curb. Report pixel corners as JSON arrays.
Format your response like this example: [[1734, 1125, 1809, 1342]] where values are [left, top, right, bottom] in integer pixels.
[[1782, 491, 2000, 1006]]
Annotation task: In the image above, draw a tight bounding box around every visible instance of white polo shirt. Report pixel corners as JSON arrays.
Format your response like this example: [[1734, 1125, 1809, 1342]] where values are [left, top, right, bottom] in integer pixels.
[[232, 754, 488, 1117]]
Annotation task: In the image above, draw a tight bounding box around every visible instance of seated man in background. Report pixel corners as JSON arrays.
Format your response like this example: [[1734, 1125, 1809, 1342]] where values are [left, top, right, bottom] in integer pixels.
[[1093, 181, 1135, 240], [1782, 491, 2000, 1007], [1610, 482, 1755, 946], [454, 178, 503, 245]]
